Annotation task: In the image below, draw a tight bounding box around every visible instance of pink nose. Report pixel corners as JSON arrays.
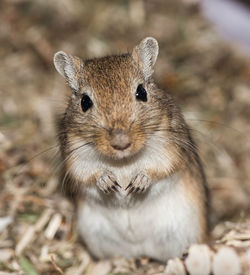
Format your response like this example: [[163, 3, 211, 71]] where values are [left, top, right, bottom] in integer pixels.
[[110, 129, 131, 151]]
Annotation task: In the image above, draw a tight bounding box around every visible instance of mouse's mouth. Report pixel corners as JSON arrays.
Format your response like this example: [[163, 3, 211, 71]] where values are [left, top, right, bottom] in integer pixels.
[[95, 140, 145, 161], [110, 146, 139, 160], [98, 144, 145, 163]]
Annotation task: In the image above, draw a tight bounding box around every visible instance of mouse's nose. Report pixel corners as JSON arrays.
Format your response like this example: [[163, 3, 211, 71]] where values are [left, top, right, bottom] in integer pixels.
[[110, 129, 131, 151]]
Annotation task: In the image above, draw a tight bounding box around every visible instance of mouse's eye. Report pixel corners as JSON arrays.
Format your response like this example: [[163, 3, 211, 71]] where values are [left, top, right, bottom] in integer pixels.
[[81, 94, 93, 112], [136, 84, 147, 102]]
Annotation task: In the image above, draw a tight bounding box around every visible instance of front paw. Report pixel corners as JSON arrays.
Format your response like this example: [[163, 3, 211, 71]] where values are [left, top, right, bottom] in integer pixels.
[[126, 172, 151, 195], [97, 171, 121, 194]]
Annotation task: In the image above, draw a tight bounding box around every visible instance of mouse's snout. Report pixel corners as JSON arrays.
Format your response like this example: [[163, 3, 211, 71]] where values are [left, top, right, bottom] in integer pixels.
[[94, 121, 146, 159], [110, 129, 131, 151]]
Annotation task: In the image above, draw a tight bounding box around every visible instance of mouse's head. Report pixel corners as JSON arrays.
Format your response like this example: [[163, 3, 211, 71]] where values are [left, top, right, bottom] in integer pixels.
[[54, 37, 165, 160]]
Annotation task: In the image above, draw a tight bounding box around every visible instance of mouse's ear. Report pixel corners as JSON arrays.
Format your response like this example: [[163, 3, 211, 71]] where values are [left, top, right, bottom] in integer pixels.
[[54, 51, 83, 91], [132, 37, 159, 79]]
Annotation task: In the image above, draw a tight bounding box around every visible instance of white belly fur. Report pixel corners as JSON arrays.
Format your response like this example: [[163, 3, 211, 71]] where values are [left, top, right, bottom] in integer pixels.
[[77, 173, 202, 261]]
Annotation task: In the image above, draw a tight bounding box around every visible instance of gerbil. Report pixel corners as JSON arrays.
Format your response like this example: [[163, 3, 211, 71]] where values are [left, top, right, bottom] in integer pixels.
[[53, 37, 208, 261]]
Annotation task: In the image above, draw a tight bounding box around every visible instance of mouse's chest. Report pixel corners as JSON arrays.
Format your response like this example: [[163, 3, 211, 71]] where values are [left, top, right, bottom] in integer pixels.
[[78, 175, 201, 261], [100, 181, 173, 237], [82, 179, 173, 243]]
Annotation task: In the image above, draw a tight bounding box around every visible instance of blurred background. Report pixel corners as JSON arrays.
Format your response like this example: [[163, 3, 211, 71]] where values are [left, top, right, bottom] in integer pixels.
[[0, 0, 250, 273]]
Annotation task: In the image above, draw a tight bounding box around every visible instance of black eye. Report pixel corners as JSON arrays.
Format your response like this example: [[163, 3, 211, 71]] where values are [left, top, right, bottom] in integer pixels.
[[136, 84, 147, 102], [81, 94, 93, 112]]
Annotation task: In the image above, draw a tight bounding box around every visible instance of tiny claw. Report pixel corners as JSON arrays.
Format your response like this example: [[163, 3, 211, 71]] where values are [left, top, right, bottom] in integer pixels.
[[127, 187, 135, 195], [112, 185, 118, 192], [114, 181, 121, 188], [107, 187, 113, 193], [125, 182, 132, 190], [135, 187, 141, 193]]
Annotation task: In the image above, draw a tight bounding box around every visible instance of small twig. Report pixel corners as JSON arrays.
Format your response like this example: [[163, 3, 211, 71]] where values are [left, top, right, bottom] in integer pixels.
[[50, 254, 64, 275]]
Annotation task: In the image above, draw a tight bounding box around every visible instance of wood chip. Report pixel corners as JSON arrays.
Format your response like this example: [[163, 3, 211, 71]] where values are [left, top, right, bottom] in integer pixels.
[[0, 216, 12, 233], [0, 248, 14, 262], [16, 209, 52, 255], [213, 247, 241, 275], [112, 257, 131, 274], [226, 240, 250, 247], [233, 233, 250, 240], [39, 245, 49, 262], [185, 244, 211, 275], [65, 251, 91, 275], [50, 254, 64, 275], [75, 251, 91, 275], [165, 258, 186, 275], [86, 260, 111, 275], [44, 213, 62, 240]]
